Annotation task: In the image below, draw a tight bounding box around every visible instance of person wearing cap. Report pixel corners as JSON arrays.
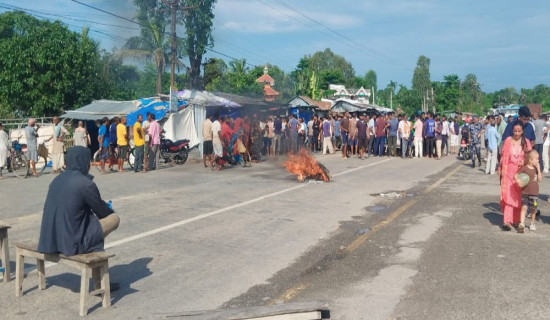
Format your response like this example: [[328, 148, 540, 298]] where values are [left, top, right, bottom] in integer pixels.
[[468, 115, 485, 168], [501, 106, 535, 144]]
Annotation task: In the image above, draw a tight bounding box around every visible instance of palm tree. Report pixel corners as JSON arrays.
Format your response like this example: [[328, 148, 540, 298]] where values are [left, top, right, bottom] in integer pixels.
[[228, 59, 249, 92], [117, 17, 169, 95], [115, 0, 185, 95]]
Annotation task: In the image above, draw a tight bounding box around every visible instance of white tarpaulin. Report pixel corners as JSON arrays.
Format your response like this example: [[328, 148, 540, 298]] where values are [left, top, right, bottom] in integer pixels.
[[162, 107, 199, 148]]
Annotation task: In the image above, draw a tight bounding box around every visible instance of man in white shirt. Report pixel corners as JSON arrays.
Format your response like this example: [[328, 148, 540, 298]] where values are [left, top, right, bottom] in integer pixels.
[[441, 115, 449, 156], [307, 118, 314, 151], [211, 114, 223, 170], [398, 114, 411, 158], [367, 114, 376, 157], [202, 115, 213, 168]]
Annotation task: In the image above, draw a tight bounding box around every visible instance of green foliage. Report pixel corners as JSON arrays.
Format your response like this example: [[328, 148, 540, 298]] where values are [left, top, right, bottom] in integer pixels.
[[364, 70, 378, 93], [118, 0, 171, 94], [179, 0, 217, 89], [412, 55, 431, 93], [291, 48, 356, 98], [0, 11, 103, 117], [203, 58, 227, 90]]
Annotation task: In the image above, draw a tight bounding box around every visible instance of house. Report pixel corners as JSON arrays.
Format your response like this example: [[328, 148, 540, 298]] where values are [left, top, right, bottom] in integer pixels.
[[257, 65, 280, 102], [328, 84, 371, 103], [288, 95, 332, 111]]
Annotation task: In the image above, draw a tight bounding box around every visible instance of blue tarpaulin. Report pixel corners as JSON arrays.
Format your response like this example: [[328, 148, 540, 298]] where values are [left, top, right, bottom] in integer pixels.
[[126, 100, 188, 126]]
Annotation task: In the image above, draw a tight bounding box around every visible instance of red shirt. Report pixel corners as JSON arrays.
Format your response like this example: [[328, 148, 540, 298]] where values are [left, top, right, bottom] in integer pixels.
[[233, 118, 243, 134], [375, 118, 386, 137], [221, 122, 234, 141]]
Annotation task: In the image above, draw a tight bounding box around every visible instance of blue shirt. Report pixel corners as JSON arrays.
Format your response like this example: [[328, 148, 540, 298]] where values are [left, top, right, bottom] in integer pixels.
[[389, 118, 399, 137], [502, 119, 535, 142], [289, 118, 299, 131], [334, 120, 340, 137], [486, 125, 501, 151], [98, 125, 109, 148], [108, 123, 117, 144], [323, 121, 331, 137], [273, 119, 282, 135], [424, 119, 436, 137]]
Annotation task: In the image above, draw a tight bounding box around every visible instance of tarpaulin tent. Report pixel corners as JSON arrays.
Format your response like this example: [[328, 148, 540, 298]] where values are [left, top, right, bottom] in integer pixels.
[[62, 100, 141, 121], [163, 107, 199, 148], [126, 100, 188, 127], [177, 90, 242, 157], [331, 99, 392, 114]]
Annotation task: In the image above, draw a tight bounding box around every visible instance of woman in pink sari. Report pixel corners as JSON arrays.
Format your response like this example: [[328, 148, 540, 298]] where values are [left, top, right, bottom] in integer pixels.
[[499, 123, 532, 230]]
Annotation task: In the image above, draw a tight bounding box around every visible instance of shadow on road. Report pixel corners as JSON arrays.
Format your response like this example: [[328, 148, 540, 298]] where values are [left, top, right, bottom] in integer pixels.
[[482, 202, 501, 212], [483, 212, 502, 226], [43, 257, 153, 312], [109, 257, 153, 305], [483, 202, 502, 226]]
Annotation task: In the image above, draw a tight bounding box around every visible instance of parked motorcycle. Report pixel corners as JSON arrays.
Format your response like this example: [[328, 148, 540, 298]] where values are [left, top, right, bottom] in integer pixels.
[[159, 134, 190, 165]]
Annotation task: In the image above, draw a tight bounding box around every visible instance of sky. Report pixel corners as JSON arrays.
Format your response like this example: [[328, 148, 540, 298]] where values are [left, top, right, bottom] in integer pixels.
[[1, 0, 550, 92]]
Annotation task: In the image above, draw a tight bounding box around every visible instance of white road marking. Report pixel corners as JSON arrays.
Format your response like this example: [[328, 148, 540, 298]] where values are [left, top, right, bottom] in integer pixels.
[[10, 158, 391, 277], [106, 158, 392, 249]]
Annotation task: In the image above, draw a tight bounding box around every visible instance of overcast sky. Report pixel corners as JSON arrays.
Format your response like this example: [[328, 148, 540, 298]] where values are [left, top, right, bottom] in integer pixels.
[[1, 0, 549, 92]]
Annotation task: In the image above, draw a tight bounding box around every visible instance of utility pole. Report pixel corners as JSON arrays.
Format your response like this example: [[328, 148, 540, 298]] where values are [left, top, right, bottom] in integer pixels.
[[390, 90, 393, 110], [162, 0, 201, 88], [458, 82, 462, 115], [431, 87, 435, 114]]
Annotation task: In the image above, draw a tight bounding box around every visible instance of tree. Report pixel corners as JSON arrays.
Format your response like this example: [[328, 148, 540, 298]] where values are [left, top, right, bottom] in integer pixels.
[[0, 11, 104, 116], [412, 55, 431, 111], [297, 48, 356, 89], [118, 0, 172, 94], [463, 73, 483, 114], [364, 70, 378, 94], [318, 70, 345, 91], [179, 0, 217, 89], [291, 57, 311, 97], [394, 84, 419, 115], [203, 58, 227, 91]]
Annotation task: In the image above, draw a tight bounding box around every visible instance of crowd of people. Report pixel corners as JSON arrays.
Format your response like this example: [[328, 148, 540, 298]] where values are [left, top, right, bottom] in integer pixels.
[[200, 110, 469, 167], [0, 112, 165, 178]]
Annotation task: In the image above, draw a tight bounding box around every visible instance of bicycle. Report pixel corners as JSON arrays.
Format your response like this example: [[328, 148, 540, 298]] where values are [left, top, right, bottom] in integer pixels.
[[35, 142, 52, 174], [92, 145, 134, 173], [7, 138, 29, 178]]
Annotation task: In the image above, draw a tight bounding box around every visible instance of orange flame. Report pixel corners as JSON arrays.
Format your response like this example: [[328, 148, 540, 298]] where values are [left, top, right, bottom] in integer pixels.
[[284, 149, 331, 182]]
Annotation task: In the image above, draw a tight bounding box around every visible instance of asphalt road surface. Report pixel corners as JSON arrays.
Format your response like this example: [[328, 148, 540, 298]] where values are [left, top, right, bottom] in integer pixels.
[[1, 151, 549, 320]]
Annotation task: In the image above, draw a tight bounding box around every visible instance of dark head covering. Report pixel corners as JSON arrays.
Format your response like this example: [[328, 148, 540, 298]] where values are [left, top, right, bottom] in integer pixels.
[[38, 146, 111, 256], [65, 146, 92, 179]]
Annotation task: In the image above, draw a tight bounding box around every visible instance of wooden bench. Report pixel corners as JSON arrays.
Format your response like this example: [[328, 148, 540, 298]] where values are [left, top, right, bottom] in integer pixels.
[[0, 226, 10, 283], [14, 242, 114, 316]]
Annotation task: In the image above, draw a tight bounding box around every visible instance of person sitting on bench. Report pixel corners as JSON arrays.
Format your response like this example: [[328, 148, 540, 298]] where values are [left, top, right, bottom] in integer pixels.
[[37, 146, 120, 291]]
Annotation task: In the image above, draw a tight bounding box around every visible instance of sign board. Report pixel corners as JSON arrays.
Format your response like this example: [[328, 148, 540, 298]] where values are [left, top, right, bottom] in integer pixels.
[[170, 86, 178, 113]]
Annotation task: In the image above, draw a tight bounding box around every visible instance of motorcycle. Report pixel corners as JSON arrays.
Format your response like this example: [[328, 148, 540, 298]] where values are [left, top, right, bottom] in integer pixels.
[[458, 139, 471, 160], [159, 133, 190, 165]]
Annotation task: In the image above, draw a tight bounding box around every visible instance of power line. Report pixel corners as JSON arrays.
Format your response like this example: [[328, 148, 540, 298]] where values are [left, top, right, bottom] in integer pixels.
[[0, 4, 131, 43], [0, 3, 141, 31], [69, 0, 265, 69]]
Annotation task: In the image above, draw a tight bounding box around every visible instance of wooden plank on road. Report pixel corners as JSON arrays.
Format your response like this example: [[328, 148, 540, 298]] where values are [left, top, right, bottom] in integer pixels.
[[158, 301, 329, 320]]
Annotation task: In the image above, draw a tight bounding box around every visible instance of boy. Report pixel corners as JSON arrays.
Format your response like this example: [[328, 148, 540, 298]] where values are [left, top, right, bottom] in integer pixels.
[[516, 150, 542, 232]]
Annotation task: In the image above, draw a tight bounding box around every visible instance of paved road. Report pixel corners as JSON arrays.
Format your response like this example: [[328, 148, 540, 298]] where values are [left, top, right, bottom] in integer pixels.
[[0, 151, 549, 319]]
